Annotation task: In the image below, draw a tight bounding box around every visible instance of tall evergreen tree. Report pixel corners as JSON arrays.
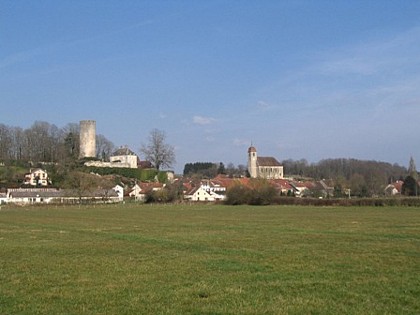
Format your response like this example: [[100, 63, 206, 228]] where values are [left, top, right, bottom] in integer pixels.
[[402, 176, 419, 196], [408, 156, 418, 180]]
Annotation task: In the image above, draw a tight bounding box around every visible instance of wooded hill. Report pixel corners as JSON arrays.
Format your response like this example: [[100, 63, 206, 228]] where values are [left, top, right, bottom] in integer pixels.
[[282, 158, 406, 181], [282, 158, 408, 196]]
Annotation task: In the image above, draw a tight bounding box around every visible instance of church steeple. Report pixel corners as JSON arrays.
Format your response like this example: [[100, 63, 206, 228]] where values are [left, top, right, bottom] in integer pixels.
[[248, 145, 258, 178]]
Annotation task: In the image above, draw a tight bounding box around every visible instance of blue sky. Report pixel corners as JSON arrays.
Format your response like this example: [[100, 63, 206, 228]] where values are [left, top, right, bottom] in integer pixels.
[[1, 1, 420, 173]]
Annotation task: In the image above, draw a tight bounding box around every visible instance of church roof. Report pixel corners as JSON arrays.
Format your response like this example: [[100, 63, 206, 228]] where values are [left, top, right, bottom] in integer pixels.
[[257, 157, 282, 167]]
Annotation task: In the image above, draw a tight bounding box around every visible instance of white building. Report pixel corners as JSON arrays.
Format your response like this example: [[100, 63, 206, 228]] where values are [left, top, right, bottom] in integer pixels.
[[24, 169, 50, 186], [129, 182, 164, 201], [113, 185, 124, 201], [6, 187, 124, 205], [7, 188, 63, 204], [85, 146, 140, 169], [110, 147, 139, 169], [184, 180, 226, 202]]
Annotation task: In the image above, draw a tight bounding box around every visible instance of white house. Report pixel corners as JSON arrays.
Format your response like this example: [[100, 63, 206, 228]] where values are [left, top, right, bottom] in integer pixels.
[[129, 182, 164, 201], [113, 185, 124, 201], [184, 181, 226, 202], [384, 180, 403, 196], [24, 168, 50, 186], [289, 182, 310, 197]]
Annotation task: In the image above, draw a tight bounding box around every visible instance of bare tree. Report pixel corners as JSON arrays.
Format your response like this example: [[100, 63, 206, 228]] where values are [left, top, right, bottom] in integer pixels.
[[0, 124, 12, 160], [11, 127, 24, 160], [96, 134, 115, 160], [60, 123, 80, 161], [140, 129, 175, 171], [23, 121, 59, 162]]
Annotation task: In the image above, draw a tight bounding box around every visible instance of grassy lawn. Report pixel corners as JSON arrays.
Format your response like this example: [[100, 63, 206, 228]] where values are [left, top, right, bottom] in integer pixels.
[[0, 204, 419, 314]]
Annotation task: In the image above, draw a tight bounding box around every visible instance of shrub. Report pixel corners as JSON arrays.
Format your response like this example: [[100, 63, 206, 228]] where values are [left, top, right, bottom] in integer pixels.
[[225, 184, 252, 205], [225, 180, 278, 206], [248, 181, 277, 205]]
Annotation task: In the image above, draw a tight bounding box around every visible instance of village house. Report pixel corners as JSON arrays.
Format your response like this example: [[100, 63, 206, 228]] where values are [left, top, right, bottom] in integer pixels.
[[184, 185, 224, 202], [184, 179, 227, 202], [269, 179, 294, 195], [24, 168, 50, 186], [129, 182, 164, 201], [112, 185, 124, 202], [289, 181, 310, 197], [384, 180, 403, 196]]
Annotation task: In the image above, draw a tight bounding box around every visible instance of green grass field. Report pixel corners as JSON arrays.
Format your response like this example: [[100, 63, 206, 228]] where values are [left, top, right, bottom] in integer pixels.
[[0, 204, 419, 314]]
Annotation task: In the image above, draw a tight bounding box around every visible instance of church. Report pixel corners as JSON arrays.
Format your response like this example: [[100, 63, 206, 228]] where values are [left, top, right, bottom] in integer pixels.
[[247, 146, 284, 179]]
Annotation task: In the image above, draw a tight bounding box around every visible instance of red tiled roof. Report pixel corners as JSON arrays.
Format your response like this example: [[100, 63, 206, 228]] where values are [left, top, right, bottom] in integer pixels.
[[269, 179, 293, 190], [393, 180, 403, 192], [137, 182, 164, 193]]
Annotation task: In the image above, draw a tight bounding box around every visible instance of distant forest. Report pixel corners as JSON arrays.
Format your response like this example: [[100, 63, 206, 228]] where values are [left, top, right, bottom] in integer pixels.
[[283, 158, 409, 196], [282, 158, 406, 182]]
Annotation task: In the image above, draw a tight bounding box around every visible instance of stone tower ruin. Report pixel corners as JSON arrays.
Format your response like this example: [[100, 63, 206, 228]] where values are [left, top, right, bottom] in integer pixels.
[[79, 120, 96, 159]]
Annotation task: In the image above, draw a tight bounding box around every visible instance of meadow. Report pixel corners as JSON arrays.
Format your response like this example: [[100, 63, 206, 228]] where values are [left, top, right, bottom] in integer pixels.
[[0, 204, 419, 314]]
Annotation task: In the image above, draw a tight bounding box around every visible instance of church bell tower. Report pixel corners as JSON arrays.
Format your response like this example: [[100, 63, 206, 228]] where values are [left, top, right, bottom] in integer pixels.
[[248, 146, 258, 178]]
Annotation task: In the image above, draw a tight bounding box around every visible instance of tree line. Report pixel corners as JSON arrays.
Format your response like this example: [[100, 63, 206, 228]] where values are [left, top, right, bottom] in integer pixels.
[[282, 158, 408, 196], [184, 158, 410, 197], [183, 162, 248, 178], [0, 121, 115, 163]]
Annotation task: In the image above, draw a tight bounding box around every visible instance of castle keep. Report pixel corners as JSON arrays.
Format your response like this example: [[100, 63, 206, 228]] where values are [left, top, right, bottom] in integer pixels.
[[79, 120, 96, 159]]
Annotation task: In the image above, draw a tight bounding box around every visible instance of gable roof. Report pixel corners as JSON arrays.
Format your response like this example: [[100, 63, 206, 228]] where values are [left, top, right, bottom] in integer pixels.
[[257, 157, 282, 167], [112, 147, 136, 156], [269, 179, 293, 190], [185, 186, 200, 196], [129, 182, 164, 195]]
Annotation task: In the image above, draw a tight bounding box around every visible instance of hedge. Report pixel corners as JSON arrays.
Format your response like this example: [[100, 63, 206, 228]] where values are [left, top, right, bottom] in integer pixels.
[[86, 167, 167, 182]]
